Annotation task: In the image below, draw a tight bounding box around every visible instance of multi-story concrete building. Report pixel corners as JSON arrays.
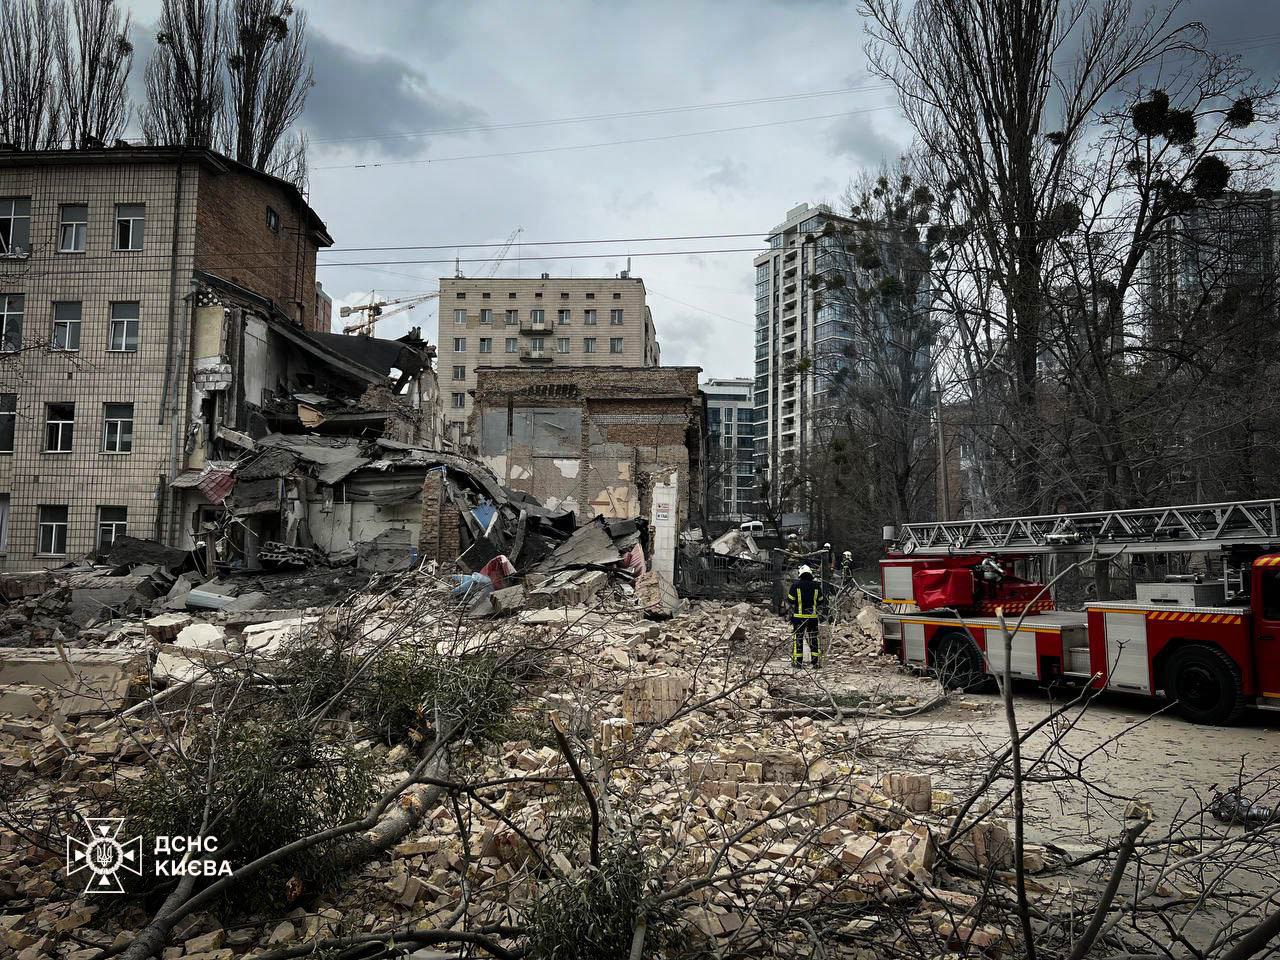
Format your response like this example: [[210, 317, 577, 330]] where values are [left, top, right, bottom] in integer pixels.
[[437, 274, 660, 446], [703, 377, 756, 523], [752, 203, 855, 508], [0, 146, 333, 570]]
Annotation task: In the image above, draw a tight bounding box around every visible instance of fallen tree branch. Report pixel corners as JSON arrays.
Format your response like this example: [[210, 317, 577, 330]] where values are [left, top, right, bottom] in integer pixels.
[[551, 711, 601, 868]]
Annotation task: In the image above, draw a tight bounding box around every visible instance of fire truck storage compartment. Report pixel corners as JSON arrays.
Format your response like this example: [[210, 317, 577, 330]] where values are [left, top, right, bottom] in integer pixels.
[[985, 628, 1040, 679], [903, 621, 926, 662], [1135, 581, 1226, 607], [1100, 610, 1152, 693], [883, 564, 915, 603]]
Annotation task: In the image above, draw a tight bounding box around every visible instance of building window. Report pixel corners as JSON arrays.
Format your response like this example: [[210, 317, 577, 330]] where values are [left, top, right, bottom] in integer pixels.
[[452, 365, 465, 381], [610, 309, 624, 325], [102, 402, 133, 453], [451, 392, 466, 409], [482, 291, 491, 299], [0, 493, 8, 552], [266, 206, 280, 233], [583, 337, 597, 354], [0, 198, 31, 256], [725, 408, 734, 421], [530, 336, 545, 352], [560, 292, 569, 300], [610, 337, 624, 354], [59, 204, 88, 253], [456, 292, 466, 299], [612, 292, 621, 299], [505, 337, 518, 353], [52, 302, 82, 352], [586, 292, 595, 300], [37, 505, 68, 556], [0, 294, 24, 352], [0, 394, 14, 452], [453, 337, 466, 352], [480, 309, 493, 324], [556, 337, 570, 354], [505, 309, 518, 325], [557, 309, 570, 325], [45, 403, 74, 452], [97, 506, 127, 552], [479, 337, 492, 353], [534, 292, 543, 299], [508, 292, 517, 299], [454, 308, 466, 325], [108, 302, 139, 352], [531, 309, 545, 324], [584, 309, 597, 325], [114, 204, 145, 251]]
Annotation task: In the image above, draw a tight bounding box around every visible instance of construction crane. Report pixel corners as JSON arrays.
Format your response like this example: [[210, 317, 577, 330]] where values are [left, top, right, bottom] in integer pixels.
[[455, 227, 524, 279], [339, 291, 438, 336]]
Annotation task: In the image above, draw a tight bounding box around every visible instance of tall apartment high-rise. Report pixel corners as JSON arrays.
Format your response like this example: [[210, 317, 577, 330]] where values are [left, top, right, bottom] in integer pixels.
[[703, 378, 757, 522], [0, 147, 333, 569], [438, 274, 660, 446]]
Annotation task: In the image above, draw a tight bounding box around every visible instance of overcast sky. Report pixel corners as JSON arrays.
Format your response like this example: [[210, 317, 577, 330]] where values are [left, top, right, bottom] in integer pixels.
[[123, 0, 1280, 379]]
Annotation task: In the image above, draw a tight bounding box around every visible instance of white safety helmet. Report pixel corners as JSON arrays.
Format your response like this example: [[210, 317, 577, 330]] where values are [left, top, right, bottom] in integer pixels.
[[843, 550, 853, 559], [798, 564, 813, 577], [824, 542, 832, 549]]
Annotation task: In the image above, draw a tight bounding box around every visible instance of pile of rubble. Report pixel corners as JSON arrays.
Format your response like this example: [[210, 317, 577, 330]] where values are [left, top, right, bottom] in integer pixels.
[[0, 557, 1057, 960]]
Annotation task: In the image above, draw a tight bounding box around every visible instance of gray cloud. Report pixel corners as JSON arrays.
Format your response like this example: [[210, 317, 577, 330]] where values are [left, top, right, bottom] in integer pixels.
[[302, 30, 482, 158]]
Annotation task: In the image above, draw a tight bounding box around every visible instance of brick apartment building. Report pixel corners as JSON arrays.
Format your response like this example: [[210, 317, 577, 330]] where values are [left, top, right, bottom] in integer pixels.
[[0, 146, 333, 570], [438, 274, 660, 446]]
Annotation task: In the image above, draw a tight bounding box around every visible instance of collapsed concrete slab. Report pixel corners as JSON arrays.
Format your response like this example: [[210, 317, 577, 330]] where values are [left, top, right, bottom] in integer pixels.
[[0, 647, 146, 717]]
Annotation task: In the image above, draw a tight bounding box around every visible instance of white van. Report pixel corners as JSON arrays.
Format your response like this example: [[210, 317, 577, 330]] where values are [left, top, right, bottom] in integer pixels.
[[739, 520, 765, 536]]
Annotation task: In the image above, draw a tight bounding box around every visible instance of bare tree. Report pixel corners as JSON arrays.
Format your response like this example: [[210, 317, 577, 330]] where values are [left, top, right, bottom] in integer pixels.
[[54, 0, 134, 148], [0, 0, 62, 149], [141, 0, 226, 149], [222, 0, 313, 177]]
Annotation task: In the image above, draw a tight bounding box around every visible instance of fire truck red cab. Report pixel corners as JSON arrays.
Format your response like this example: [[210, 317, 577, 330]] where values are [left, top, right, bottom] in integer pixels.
[[878, 510, 1280, 724]]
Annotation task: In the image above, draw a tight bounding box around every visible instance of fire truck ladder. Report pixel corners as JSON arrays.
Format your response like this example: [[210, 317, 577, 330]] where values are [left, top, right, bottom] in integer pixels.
[[897, 498, 1280, 556]]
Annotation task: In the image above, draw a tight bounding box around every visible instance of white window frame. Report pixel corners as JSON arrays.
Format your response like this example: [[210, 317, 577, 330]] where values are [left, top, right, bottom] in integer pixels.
[[45, 402, 74, 452], [452, 365, 465, 381], [451, 392, 466, 409], [102, 403, 133, 453], [454, 308, 466, 325], [0, 295, 23, 352], [479, 309, 493, 324], [0, 394, 14, 453], [530, 309, 545, 324], [610, 309, 624, 325], [479, 337, 492, 354], [556, 337, 570, 354], [37, 505, 68, 556], [505, 337, 518, 353], [530, 336, 545, 352], [584, 309, 597, 325], [0, 198, 31, 257], [52, 301, 82, 352], [114, 204, 145, 251], [610, 337, 624, 354], [97, 506, 127, 552], [108, 301, 140, 352], [505, 309, 518, 325], [59, 203, 88, 253], [453, 337, 466, 352], [583, 337, 597, 354], [557, 309, 571, 326]]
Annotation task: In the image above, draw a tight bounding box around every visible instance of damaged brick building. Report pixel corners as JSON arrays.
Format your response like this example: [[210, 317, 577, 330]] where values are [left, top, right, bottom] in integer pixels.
[[468, 365, 708, 549]]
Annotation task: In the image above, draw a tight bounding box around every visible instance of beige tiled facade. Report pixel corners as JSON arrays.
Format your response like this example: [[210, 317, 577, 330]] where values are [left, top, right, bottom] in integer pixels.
[[0, 149, 329, 571], [437, 276, 660, 444]]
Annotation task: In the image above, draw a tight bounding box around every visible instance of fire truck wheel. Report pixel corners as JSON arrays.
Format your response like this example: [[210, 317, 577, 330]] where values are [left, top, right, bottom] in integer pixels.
[[1167, 645, 1245, 725], [931, 632, 986, 691]]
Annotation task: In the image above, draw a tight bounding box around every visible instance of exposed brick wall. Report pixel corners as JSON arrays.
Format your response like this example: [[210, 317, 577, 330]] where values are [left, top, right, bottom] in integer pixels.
[[419, 470, 461, 567], [194, 168, 323, 331]]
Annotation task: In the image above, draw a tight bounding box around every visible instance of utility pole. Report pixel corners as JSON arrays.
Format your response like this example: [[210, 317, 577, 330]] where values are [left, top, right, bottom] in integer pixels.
[[935, 378, 950, 521]]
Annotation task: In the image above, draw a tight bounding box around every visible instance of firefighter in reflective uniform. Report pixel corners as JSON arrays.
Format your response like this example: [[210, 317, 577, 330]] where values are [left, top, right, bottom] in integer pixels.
[[788, 565, 824, 668]]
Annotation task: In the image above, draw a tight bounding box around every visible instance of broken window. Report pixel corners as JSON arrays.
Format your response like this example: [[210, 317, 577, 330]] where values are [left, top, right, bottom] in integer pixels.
[[0, 198, 31, 256], [584, 309, 597, 325], [556, 337, 570, 354], [37, 504, 68, 556], [479, 337, 492, 353], [45, 403, 74, 452], [59, 204, 88, 253], [102, 402, 133, 453], [115, 203, 145, 251], [97, 505, 127, 551], [108, 302, 139, 352], [557, 309, 570, 325], [266, 206, 281, 233], [0, 394, 15, 452], [586, 292, 595, 299], [505, 337, 518, 353], [52, 302, 82, 351], [0, 295, 24, 352], [452, 365, 465, 381], [583, 337, 596, 353], [610, 309, 624, 325]]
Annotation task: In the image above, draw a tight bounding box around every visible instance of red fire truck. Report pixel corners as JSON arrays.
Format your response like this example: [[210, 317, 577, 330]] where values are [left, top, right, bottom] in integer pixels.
[[878, 499, 1280, 724]]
